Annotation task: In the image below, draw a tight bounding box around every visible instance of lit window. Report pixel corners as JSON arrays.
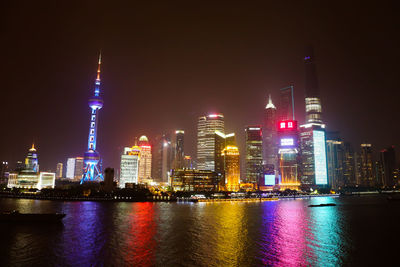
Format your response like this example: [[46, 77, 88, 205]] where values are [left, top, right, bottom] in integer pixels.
[[288, 122, 293, 128], [280, 122, 286, 129]]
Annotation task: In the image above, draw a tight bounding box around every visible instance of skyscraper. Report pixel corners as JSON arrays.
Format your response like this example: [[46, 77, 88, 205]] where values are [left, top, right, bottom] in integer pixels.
[[263, 95, 278, 171], [299, 47, 328, 189], [360, 144, 374, 187], [326, 138, 345, 190], [138, 135, 152, 183], [380, 146, 396, 188], [279, 86, 295, 121], [25, 144, 39, 172], [75, 157, 84, 180], [222, 145, 240, 191], [343, 142, 356, 186], [152, 133, 173, 183], [245, 126, 263, 184], [56, 163, 63, 179], [66, 158, 76, 179], [299, 124, 328, 188], [82, 53, 104, 183], [197, 114, 225, 171], [0, 161, 8, 184], [304, 46, 323, 124], [278, 120, 301, 190], [119, 146, 140, 187], [174, 130, 185, 169], [66, 157, 84, 180]]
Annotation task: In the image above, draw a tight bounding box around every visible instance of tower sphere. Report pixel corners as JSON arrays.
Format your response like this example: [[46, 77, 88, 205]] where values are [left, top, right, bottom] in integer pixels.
[[88, 96, 103, 109]]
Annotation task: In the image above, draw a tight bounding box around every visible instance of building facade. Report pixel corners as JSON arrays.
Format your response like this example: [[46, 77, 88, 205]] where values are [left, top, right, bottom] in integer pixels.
[[152, 133, 173, 183], [119, 146, 140, 188], [56, 163, 63, 179], [263, 95, 278, 172], [359, 144, 374, 187], [222, 145, 240, 191], [278, 120, 301, 190], [170, 169, 220, 191], [299, 124, 328, 189], [304, 46, 323, 124], [25, 144, 39, 172], [326, 139, 345, 190], [197, 114, 225, 171], [380, 146, 396, 188], [138, 135, 152, 183], [245, 126, 263, 184], [174, 130, 185, 169]]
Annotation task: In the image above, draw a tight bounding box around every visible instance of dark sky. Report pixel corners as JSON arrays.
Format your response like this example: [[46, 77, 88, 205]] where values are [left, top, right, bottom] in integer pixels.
[[1, 1, 399, 171]]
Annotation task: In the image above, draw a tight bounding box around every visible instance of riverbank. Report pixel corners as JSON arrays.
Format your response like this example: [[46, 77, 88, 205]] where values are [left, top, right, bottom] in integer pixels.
[[0, 192, 341, 203]]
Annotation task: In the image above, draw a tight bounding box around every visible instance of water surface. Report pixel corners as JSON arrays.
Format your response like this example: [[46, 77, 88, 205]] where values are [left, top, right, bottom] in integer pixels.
[[0, 196, 398, 266]]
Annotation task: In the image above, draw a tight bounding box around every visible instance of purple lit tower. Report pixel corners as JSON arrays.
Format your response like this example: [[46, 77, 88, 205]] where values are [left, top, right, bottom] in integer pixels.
[[81, 53, 104, 183]]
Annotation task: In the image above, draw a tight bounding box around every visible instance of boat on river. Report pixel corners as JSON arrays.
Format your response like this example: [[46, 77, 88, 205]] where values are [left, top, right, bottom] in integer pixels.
[[0, 210, 66, 222], [308, 203, 336, 207]]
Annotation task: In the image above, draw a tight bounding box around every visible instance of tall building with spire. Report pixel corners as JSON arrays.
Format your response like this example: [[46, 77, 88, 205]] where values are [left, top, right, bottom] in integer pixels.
[[81, 53, 104, 183], [304, 46, 323, 124], [263, 95, 278, 171], [299, 46, 328, 189]]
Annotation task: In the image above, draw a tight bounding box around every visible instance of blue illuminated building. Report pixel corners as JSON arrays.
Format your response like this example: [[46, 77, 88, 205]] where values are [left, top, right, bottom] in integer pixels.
[[81, 53, 104, 183]]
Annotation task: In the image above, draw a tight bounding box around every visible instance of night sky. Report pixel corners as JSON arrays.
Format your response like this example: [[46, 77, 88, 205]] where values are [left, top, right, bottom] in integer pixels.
[[1, 1, 399, 172]]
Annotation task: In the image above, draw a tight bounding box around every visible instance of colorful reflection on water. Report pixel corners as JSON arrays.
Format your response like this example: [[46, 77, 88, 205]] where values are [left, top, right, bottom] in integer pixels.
[[0, 196, 397, 266]]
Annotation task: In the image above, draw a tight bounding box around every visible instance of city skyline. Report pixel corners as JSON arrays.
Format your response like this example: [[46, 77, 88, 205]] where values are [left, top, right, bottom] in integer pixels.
[[2, 2, 400, 172]]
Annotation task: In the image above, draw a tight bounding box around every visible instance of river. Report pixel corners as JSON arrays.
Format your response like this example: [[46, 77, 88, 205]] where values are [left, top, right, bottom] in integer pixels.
[[0, 196, 398, 266]]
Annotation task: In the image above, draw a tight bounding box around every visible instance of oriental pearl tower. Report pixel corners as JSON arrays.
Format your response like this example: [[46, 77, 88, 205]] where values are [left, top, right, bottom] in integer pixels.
[[81, 53, 104, 183]]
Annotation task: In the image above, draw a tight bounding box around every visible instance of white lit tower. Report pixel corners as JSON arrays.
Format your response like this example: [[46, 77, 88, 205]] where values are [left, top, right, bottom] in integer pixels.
[[263, 95, 277, 172], [81, 53, 104, 183]]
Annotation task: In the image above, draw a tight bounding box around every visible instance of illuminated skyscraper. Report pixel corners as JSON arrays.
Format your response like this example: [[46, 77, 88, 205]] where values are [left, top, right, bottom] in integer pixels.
[[263, 95, 278, 171], [56, 163, 63, 179], [119, 146, 140, 187], [75, 157, 84, 180], [304, 46, 323, 124], [245, 126, 263, 184], [222, 145, 240, 191], [197, 114, 225, 171], [82, 53, 104, 183], [299, 124, 328, 188], [66, 158, 76, 179], [66, 157, 84, 180], [278, 120, 301, 190], [299, 47, 328, 189], [174, 130, 185, 169], [326, 137, 345, 190], [25, 144, 39, 173], [138, 135, 152, 183]]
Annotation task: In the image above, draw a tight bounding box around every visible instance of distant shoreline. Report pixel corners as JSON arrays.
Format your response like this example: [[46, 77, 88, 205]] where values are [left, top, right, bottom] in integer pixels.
[[0, 193, 342, 203]]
